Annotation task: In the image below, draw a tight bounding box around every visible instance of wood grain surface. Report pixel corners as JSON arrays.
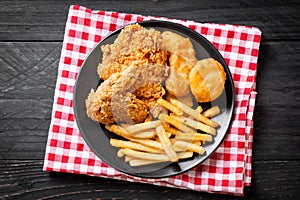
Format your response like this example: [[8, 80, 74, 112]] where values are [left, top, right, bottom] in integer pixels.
[[0, 0, 299, 199]]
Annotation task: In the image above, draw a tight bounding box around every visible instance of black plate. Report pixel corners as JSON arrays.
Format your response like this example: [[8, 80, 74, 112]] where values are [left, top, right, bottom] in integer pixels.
[[73, 20, 235, 178]]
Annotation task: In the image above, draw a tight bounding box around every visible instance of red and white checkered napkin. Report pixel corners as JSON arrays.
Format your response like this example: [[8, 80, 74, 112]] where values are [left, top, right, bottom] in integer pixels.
[[43, 5, 261, 196]]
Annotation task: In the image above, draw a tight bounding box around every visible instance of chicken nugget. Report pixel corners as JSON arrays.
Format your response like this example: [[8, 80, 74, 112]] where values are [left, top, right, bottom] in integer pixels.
[[189, 58, 226, 102]]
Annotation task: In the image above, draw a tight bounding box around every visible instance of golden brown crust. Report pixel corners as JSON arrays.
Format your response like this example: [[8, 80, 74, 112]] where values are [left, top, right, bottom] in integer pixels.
[[189, 58, 226, 102], [168, 53, 193, 79], [162, 31, 197, 65], [98, 24, 165, 80], [98, 49, 169, 80], [86, 63, 169, 124], [165, 53, 193, 97]]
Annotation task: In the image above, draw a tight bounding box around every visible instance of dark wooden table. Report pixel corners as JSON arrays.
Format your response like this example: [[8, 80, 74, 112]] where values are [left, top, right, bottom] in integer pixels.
[[1, 0, 299, 199]]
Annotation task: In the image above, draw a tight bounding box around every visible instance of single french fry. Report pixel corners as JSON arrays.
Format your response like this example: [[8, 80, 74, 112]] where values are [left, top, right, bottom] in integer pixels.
[[110, 139, 163, 153], [120, 124, 156, 139], [129, 138, 163, 150], [171, 115, 216, 135], [129, 159, 166, 166], [169, 99, 219, 127], [125, 155, 135, 162], [123, 120, 161, 134], [158, 114, 196, 133], [128, 151, 194, 166], [117, 149, 125, 158], [121, 148, 170, 161], [131, 130, 156, 139], [196, 105, 203, 113], [175, 132, 213, 142], [165, 125, 181, 136], [106, 124, 132, 140], [177, 151, 194, 159], [156, 125, 178, 162], [192, 140, 202, 146], [202, 106, 221, 118], [157, 98, 183, 116], [173, 140, 206, 155]]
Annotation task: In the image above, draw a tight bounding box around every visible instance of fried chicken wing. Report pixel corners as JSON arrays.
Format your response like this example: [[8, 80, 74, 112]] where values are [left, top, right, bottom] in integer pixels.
[[98, 24, 167, 80], [86, 63, 169, 124], [162, 31, 197, 65], [98, 49, 169, 80], [165, 54, 193, 97]]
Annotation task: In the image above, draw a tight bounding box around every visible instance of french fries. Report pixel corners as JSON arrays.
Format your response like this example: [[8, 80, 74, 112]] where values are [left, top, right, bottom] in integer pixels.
[[158, 113, 195, 133], [157, 98, 183, 116], [110, 139, 163, 153], [123, 120, 161, 134], [128, 151, 193, 166], [170, 115, 216, 135], [175, 132, 212, 142], [121, 148, 170, 161], [202, 105, 221, 118], [173, 140, 206, 155], [106, 96, 221, 166], [169, 99, 219, 127], [196, 105, 203, 113], [156, 125, 178, 162]]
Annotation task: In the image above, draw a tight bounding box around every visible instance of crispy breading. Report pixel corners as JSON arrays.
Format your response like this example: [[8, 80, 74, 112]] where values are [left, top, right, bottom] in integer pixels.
[[165, 54, 193, 97], [85, 73, 121, 124], [98, 24, 166, 80], [98, 49, 169, 80], [162, 31, 197, 65], [86, 63, 169, 124], [168, 53, 193, 78]]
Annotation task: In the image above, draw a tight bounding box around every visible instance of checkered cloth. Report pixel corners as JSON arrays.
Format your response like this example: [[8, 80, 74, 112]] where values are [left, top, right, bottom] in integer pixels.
[[43, 5, 261, 196]]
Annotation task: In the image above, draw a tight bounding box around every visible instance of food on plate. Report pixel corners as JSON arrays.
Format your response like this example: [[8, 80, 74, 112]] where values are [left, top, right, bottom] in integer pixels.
[[202, 105, 221, 118], [165, 68, 190, 97], [85, 23, 228, 166], [162, 31, 197, 65], [189, 58, 226, 103], [165, 54, 194, 97], [156, 98, 183, 116], [169, 53, 193, 78], [98, 24, 168, 80], [165, 91, 194, 108], [86, 63, 169, 124], [98, 49, 169, 80]]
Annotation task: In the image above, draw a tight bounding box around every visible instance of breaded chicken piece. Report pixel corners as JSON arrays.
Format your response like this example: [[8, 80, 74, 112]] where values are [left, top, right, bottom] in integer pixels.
[[165, 54, 193, 97], [98, 49, 169, 80], [86, 63, 169, 124], [98, 24, 166, 80], [162, 31, 197, 65], [85, 73, 122, 124]]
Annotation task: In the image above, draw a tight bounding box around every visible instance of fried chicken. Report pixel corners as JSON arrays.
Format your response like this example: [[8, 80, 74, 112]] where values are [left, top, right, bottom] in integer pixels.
[[98, 24, 167, 80], [98, 49, 169, 80], [165, 54, 193, 97], [86, 63, 169, 124], [162, 31, 197, 65]]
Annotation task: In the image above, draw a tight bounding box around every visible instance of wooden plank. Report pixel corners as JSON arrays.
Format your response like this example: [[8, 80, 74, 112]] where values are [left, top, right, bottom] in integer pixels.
[[0, 0, 299, 41], [0, 160, 299, 199], [0, 42, 61, 100], [256, 41, 300, 108], [0, 100, 53, 119]]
